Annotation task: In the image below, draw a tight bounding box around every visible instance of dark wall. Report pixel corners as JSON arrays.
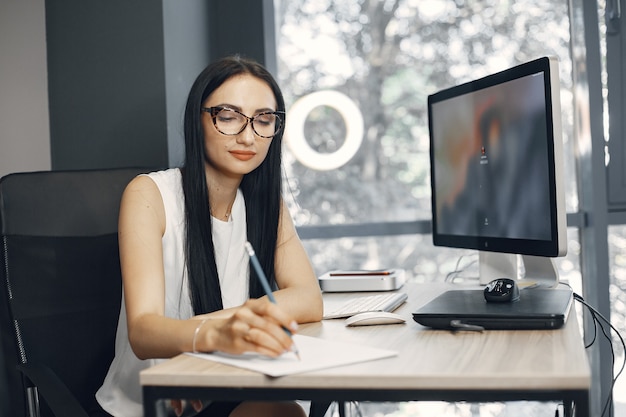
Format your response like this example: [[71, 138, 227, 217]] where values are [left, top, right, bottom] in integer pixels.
[[45, 0, 170, 170], [43, 0, 275, 172], [209, 0, 277, 73]]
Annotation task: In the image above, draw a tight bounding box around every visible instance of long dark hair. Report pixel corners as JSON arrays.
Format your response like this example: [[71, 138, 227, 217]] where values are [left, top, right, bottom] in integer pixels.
[[182, 55, 285, 315]]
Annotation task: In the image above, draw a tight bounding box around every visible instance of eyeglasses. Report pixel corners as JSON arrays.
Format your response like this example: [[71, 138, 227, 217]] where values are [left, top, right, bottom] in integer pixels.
[[202, 106, 285, 139]]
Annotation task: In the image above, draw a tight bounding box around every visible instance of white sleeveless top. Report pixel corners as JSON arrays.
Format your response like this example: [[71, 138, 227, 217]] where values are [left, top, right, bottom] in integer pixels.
[[96, 168, 249, 417]]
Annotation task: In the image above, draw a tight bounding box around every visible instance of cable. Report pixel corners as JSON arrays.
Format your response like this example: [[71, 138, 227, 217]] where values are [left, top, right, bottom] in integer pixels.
[[445, 253, 478, 283], [571, 291, 626, 417], [583, 306, 598, 349]]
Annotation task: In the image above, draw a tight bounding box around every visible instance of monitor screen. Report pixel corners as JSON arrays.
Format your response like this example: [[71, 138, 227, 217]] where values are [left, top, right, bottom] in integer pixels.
[[428, 56, 566, 286]]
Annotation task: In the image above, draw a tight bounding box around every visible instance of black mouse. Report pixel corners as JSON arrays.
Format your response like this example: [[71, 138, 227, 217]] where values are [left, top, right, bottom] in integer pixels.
[[484, 278, 520, 303]]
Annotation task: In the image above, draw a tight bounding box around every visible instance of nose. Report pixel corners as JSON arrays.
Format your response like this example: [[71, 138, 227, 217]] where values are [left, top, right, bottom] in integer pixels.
[[236, 121, 256, 145]]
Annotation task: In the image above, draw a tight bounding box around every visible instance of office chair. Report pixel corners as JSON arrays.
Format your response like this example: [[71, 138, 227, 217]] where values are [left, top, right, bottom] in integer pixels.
[[0, 167, 148, 417]]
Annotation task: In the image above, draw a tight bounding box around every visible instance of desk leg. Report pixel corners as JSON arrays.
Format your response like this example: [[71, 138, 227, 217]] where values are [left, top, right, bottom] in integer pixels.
[[143, 388, 159, 417], [564, 391, 590, 417], [309, 401, 347, 417], [309, 401, 332, 417], [144, 403, 158, 417], [562, 400, 573, 417]]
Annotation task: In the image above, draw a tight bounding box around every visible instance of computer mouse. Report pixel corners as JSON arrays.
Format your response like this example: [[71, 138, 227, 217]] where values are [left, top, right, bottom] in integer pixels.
[[484, 278, 520, 303], [345, 311, 406, 327]]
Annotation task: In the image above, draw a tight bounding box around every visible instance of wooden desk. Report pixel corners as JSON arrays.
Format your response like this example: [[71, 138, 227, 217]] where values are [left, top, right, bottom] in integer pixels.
[[141, 283, 591, 417]]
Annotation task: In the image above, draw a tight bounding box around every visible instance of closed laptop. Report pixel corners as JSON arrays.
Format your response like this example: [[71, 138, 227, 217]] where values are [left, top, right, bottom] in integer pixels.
[[412, 287, 573, 330]]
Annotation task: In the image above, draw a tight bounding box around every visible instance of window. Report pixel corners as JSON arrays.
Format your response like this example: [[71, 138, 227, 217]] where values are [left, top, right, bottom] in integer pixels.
[[275, 0, 580, 286]]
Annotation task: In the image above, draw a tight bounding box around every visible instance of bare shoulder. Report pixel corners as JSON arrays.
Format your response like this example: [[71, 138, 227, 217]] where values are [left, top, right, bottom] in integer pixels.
[[119, 174, 165, 231], [125, 174, 157, 193], [122, 174, 162, 204]]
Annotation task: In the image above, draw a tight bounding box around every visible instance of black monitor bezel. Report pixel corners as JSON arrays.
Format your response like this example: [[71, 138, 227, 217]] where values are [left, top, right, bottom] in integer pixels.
[[428, 56, 563, 258]]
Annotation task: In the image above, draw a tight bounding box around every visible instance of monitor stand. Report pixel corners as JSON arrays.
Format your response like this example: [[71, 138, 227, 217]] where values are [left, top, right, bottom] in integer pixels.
[[478, 251, 559, 288]]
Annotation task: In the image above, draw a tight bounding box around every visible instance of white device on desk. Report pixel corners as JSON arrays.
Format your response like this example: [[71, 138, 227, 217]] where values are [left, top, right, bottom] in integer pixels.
[[323, 291, 408, 319], [319, 269, 405, 292], [345, 311, 406, 327]]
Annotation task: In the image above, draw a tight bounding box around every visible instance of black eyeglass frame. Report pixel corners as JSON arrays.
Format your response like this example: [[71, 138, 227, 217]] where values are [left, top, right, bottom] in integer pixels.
[[201, 106, 285, 139]]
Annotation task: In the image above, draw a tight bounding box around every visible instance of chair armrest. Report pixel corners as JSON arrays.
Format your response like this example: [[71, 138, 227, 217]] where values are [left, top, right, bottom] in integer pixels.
[[17, 363, 89, 417]]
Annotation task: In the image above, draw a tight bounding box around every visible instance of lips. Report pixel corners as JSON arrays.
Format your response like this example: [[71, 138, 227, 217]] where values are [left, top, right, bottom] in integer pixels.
[[230, 150, 256, 161]]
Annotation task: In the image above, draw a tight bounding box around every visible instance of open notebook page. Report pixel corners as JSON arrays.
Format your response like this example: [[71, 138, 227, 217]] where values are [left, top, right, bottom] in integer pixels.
[[188, 334, 397, 377]]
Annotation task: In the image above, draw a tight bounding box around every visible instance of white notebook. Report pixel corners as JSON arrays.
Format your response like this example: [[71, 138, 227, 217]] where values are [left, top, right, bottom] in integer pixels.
[[188, 334, 397, 377]]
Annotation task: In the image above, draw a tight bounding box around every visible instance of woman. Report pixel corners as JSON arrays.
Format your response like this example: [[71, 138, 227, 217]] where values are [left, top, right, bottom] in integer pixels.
[[96, 56, 324, 417]]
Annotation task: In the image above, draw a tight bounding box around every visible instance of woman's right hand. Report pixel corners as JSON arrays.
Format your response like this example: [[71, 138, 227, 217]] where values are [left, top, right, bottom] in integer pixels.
[[198, 298, 299, 357]]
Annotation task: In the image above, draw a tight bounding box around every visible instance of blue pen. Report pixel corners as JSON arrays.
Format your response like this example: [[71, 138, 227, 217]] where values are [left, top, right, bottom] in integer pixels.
[[244, 241, 301, 360]]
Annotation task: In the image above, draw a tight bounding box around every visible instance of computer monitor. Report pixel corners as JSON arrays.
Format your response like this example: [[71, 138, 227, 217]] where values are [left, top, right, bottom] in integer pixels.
[[427, 56, 566, 287]]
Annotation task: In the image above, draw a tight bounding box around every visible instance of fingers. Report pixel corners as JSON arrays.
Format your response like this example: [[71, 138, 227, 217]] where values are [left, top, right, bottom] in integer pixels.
[[224, 299, 298, 357], [242, 326, 289, 357], [245, 298, 298, 333]]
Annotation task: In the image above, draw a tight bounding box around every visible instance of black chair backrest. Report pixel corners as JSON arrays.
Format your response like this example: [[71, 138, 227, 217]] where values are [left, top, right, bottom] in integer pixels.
[[0, 168, 147, 417]]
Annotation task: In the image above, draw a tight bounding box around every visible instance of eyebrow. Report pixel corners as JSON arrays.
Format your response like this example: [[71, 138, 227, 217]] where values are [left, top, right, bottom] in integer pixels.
[[214, 103, 278, 113]]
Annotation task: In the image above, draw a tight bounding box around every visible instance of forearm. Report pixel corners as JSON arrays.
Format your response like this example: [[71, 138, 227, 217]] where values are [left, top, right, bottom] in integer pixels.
[[271, 285, 324, 324], [128, 314, 223, 360]]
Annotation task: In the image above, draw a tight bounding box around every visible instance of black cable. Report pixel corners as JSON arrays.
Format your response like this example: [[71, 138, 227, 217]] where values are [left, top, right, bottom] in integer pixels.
[[572, 292, 626, 417], [582, 306, 599, 349], [574, 293, 625, 380]]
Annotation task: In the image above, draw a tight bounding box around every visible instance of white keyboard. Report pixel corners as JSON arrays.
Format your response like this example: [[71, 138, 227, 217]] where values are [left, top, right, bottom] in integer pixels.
[[323, 292, 408, 319]]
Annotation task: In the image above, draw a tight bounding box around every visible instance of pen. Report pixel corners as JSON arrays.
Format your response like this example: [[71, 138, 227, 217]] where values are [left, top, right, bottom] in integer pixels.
[[244, 241, 301, 360]]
